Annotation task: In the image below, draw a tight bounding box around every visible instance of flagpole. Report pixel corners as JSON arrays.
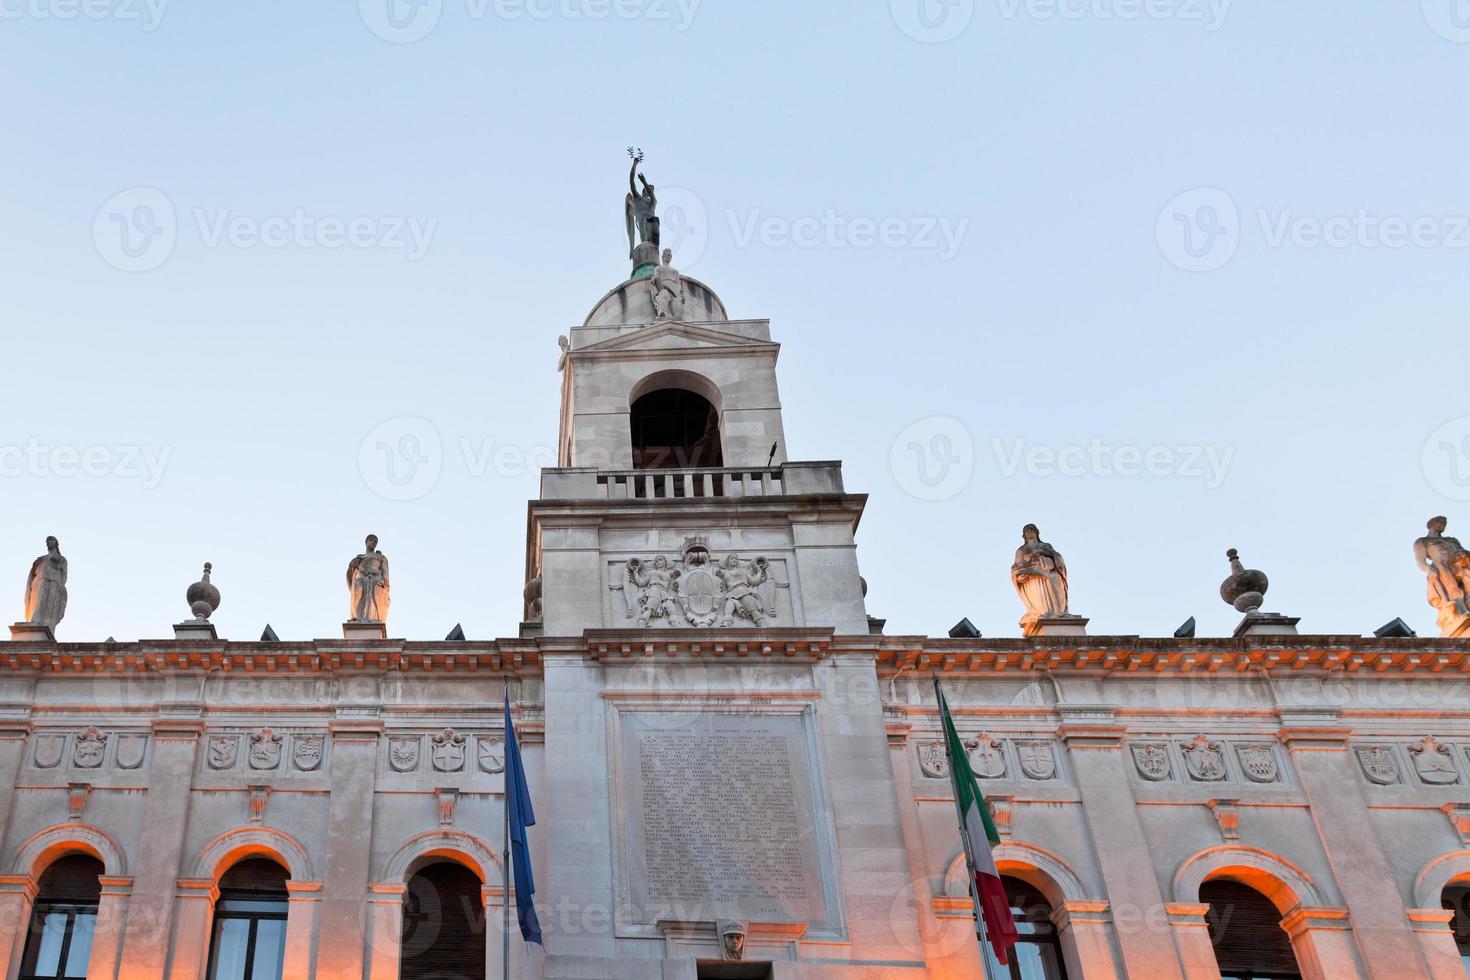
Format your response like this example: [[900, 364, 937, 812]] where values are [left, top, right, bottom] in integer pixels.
[[935, 679, 999, 980], [503, 680, 512, 980]]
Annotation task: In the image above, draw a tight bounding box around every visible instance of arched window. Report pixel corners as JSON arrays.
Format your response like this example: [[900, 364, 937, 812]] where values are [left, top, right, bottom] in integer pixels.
[[400, 861, 486, 980], [206, 858, 289, 980], [1441, 883, 1470, 972], [630, 388, 722, 469], [1201, 879, 1301, 980], [980, 877, 1068, 980], [20, 854, 103, 980]]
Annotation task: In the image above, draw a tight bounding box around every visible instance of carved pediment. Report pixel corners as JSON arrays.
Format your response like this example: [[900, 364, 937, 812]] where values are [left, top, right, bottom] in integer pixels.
[[576, 321, 776, 355]]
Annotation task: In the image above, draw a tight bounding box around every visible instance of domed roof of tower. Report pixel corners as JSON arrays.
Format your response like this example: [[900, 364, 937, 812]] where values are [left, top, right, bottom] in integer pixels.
[[582, 274, 728, 327]]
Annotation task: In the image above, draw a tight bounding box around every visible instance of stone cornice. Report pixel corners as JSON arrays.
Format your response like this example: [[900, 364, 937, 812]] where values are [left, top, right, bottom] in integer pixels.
[[2, 632, 1467, 677]]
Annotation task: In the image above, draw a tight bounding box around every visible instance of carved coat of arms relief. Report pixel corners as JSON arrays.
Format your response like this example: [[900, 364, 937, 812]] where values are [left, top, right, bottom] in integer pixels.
[[615, 536, 787, 628], [1183, 735, 1227, 782]]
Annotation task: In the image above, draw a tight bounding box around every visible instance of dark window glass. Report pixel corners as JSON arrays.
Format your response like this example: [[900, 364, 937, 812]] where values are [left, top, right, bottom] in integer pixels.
[[1201, 879, 1301, 980], [206, 859, 289, 980], [20, 854, 104, 980], [630, 388, 722, 470], [978, 877, 1068, 980], [400, 861, 486, 980]]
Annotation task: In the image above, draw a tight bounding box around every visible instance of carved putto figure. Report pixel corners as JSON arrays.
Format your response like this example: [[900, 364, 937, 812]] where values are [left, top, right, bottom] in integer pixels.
[[348, 534, 391, 624], [627, 555, 681, 627], [1415, 516, 1470, 637], [718, 554, 769, 627], [649, 248, 686, 320], [1010, 524, 1069, 629], [22, 536, 68, 628]]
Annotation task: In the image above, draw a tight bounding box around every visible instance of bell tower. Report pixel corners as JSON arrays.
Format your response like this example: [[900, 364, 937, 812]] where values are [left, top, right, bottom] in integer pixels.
[[523, 177, 871, 637]]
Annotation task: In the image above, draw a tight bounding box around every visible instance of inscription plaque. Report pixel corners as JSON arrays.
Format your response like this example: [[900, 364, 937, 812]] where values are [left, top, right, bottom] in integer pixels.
[[618, 712, 831, 928]]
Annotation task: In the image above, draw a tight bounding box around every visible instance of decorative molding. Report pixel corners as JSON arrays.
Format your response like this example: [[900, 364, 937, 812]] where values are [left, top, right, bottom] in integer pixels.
[[66, 783, 90, 822], [383, 829, 501, 884], [1414, 849, 1470, 908], [12, 822, 127, 878], [247, 785, 271, 825], [436, 788, 459, 828], [1443, 803, 1470, 846], [191, 826, 314, 882], [1206, 799, 1240, 841], [944, 840, 1092, 907], [1174, 844, 1325, 910], [988, 795, 1014, 837]]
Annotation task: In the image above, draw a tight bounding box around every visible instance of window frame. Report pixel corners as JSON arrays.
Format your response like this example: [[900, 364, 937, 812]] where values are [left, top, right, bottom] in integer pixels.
[[205, 890, 289, 980], [19, 900, 99, 980]]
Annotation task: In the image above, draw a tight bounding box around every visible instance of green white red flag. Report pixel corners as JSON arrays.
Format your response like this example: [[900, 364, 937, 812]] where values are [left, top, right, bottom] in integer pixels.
[[936, 681, 1019, 966]]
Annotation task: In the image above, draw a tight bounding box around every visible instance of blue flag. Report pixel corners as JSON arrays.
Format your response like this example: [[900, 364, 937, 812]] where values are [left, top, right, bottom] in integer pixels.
[[505, 690, 543, 945]]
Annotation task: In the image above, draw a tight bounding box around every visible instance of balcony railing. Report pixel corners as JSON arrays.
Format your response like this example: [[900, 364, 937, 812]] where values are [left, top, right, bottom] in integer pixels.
[[595, 467, 784, 499]]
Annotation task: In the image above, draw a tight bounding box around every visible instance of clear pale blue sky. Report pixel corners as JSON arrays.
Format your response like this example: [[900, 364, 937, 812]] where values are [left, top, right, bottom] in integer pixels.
[[3, 0, 1468, 642]]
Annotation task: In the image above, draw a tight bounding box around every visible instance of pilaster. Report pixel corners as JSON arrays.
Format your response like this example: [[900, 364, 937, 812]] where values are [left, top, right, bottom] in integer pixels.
[[284, 880, 323, 979], [1278, 711, 1426, 977], [165, 878, 218, 980], [86, 875, 134, 980], [1058, 707, 1185, 980], [318, 716, 383, 980], [118, 713, 204, 979]]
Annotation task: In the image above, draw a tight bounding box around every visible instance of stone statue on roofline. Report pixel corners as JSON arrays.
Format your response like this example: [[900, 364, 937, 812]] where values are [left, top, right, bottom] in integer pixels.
[[348, 534, 391, 624], [23, 536, 68, 630], [1415, 516, 1470, 637]]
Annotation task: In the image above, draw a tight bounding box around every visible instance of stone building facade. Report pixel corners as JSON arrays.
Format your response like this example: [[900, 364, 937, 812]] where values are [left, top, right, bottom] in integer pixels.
[[3, 259, 1470, 980]]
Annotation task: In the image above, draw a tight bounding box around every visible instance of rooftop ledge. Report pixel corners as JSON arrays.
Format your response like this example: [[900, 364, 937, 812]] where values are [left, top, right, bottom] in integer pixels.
[[1, 632, 1468, 676], [537, 460, 847, 501]]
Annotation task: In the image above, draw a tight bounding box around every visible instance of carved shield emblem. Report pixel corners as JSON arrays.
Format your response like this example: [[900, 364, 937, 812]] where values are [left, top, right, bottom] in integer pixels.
[[680, 567, 720, 626], [33, 734, 64, 769], [74, 728, 107, 769], [966, 734, 1006, 779], [478, 737, 505, 774], [1411, 736, 1460, 785], [1183, 736, 1226, 781], [208, 735, 238, 771], [431, 729, 465, 772], [389, 737, 420, 773], [115, 734, 147, 770], [916, 741, 949, 779], [293, 735, 324, 772], [249, 729, 283, 771], [1017, 741, 1055, 780], [1132, 742, 1171, 781], [1235, 744, 1278, 783], [1357, 746, 1399, 785]]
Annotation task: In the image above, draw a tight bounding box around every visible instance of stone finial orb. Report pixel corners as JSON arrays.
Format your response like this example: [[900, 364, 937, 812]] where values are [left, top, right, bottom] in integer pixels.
[[1219, 548, 1269, 614], [187, 563, 221, 622]]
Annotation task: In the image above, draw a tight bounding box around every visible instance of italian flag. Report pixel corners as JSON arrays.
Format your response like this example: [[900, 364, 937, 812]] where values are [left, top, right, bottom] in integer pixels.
[[937, 681, 1020, 966]]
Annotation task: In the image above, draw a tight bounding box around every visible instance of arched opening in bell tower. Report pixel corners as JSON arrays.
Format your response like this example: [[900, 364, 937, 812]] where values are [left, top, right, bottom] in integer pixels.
[[630, 385, 723, 470]]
